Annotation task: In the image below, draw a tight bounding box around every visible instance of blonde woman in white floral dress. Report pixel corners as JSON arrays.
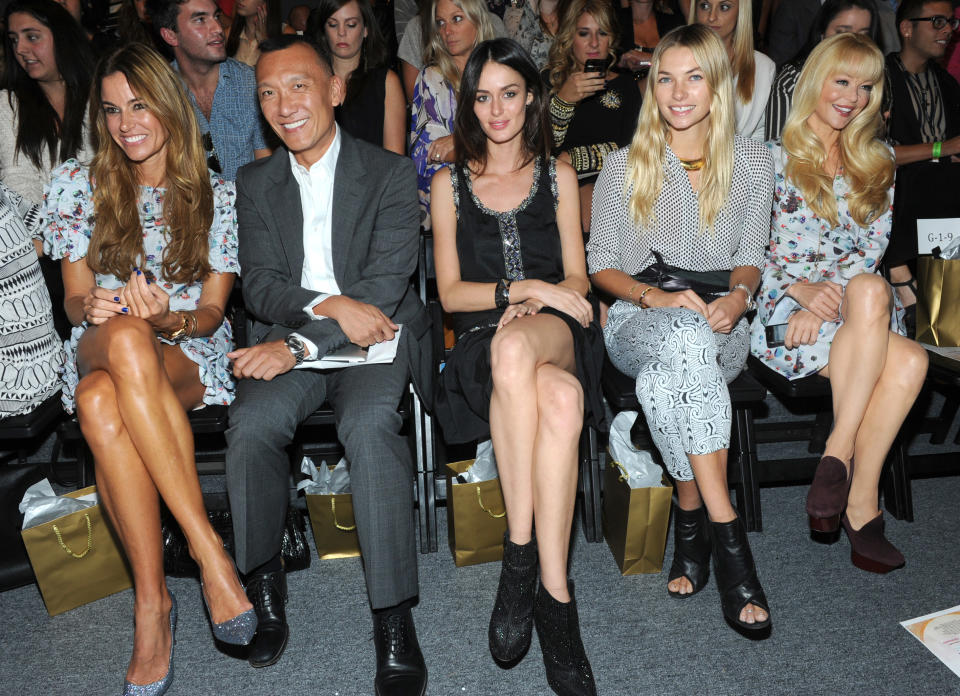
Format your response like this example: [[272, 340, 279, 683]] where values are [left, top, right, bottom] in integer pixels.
[[751, 34, 927, 576]]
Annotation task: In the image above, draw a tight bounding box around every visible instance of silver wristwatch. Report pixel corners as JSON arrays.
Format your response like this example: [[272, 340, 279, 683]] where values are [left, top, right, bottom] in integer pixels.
[[732, 283, 756, 312], [284, 334, 306, 365]]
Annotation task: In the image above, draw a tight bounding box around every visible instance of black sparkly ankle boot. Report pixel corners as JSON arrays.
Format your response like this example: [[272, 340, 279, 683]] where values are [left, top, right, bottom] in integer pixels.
[[488, 534, 538, 664], [534, 580, 597, 696]]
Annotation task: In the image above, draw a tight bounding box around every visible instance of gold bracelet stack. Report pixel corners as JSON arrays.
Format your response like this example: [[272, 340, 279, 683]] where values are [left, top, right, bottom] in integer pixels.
[[163, 311, 197, 341]]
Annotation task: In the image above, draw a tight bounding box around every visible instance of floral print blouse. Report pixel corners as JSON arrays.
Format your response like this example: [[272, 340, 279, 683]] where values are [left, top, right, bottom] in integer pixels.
[[750, 143, 904, 379], [410, 66, 457, 229], [43, 159, 240, 412]]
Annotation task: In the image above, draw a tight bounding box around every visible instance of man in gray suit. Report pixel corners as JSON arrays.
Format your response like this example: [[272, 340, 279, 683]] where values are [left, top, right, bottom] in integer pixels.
[[224, 35, 431, 696]]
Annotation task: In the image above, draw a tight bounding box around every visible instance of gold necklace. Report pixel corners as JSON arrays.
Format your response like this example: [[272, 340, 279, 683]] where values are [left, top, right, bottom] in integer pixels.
[[678, 157, 705, 171]]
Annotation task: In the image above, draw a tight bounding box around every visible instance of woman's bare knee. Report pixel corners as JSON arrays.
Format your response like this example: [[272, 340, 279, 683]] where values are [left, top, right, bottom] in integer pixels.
[[536, 369, 584, 436], [490, 327, 536, 389], [99, 318, 164, 381], [843, 274, 892, 324], [887, 338, 929, 392]]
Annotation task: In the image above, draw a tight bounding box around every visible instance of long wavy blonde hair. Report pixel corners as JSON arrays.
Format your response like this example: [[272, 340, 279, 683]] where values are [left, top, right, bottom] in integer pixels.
[[781, 33, 892, 229], [623, 24, 735, 234], [88, 42, 213, 285], [688, 0, 755, 103], [423, 0, 496, 91], [546, 0, 618, 92]]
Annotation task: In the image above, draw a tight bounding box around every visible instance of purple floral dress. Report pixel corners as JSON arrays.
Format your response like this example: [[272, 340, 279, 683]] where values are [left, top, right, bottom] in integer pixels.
[[409, 66, 457, 228], [750, 143, 904, 379], [43, 159, 239, 413]]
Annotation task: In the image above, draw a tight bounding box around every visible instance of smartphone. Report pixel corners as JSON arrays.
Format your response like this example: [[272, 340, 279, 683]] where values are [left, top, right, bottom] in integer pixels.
[[583, 58, 607, 74], [765, 323, 789, 348]]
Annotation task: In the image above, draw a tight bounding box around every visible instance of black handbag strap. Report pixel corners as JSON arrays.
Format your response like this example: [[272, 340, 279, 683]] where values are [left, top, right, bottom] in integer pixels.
[[633, 250, 730, 297]]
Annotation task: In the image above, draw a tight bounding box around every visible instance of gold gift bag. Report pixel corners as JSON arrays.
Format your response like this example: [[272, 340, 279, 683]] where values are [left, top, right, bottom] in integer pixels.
[[917, 256, 960, 347], [602, 459, 673, 575], [446, 460, 508, 567], [305, 492, 361, 560], [21, 486, 133, 616]]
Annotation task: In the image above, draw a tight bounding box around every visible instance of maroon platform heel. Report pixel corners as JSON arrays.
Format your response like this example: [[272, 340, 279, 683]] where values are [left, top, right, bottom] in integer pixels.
[[806, 456, 854, 533]]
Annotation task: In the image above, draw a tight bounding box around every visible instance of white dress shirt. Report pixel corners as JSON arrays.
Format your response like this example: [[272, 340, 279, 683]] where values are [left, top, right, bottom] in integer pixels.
[[288, 126, 342, 360]]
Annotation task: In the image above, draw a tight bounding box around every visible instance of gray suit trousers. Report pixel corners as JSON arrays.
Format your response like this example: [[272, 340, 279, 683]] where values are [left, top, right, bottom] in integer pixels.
[[225, 335, 418, 609]]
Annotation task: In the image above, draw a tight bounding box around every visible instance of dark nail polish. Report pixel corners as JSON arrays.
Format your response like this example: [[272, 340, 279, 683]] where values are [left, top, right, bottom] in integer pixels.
[[136, 269, 142, 276], [122, 307, 128, 313], [113, 296, 120, 302], [146, 278, 151, 285]]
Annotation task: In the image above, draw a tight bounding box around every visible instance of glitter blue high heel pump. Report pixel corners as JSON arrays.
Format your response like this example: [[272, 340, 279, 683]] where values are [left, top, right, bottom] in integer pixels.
[[202, 560, 257, 646], [123, 592, 177, 696]]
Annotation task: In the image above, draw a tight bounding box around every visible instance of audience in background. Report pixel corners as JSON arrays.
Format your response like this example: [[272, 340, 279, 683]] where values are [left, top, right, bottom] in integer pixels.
[[285, 3, 310, 33], [0, 181, 62, 420], [45, 42, 249, 695], [306, 0, 406, 153], [503, 0, 560, 69], [0, 0, 94, 206], [615, 0, 683, 74], [764, 0, 822, 68], [884, 0, 960, 334], [150, 0, 271, 181], [689, 0, 775, 139], [752, 33, 927, 575], [410, 0, 497, 226], [398, 1, 506, 102], [588, 25, 773, 636], [546, 0, 641, 233], [431, 38, 602, 696], [947, 4, 960, 84], [225, 0, 281, 66], [765, 0, 877, 142]]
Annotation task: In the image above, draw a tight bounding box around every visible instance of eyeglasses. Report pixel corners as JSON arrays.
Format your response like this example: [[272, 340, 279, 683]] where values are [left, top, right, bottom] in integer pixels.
[[202, 131, 222, 174], [909, 15, 960, 31]]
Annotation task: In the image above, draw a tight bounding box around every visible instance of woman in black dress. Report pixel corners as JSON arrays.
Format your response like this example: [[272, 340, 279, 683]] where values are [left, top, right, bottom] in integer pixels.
[[431, 37, 602, 696], [307, 0, 405, 153]]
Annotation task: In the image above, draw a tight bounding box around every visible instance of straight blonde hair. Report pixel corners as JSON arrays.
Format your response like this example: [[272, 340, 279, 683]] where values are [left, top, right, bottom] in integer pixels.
[[423, 0, 496, 91], [688, 0, 755, 103], [781, 33, 893, 229], [88, 43, 213, 285], [624, 24, 735, 234]]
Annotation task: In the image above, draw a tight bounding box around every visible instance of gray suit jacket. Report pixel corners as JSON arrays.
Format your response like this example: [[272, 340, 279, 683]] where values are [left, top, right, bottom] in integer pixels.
[[234, 129, 433, 408]]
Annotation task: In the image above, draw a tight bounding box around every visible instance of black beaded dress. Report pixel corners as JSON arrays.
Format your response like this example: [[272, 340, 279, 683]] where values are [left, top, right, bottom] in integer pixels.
[[435, 156, 606, 444]]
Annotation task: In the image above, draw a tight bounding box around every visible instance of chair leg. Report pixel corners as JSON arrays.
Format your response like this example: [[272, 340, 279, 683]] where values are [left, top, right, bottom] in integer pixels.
[[578, 427, 602, 543], [412, 388, 438, 553], [933, 396, 960, 445], [731, 407, 762, 532], [809, 407, 832, 454], [882, 437, 913, 522]]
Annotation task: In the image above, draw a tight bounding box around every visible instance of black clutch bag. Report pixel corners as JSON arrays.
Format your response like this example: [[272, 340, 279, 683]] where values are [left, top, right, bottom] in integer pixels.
[[162, 500, 311, 577], [632, 250, 730, 303]]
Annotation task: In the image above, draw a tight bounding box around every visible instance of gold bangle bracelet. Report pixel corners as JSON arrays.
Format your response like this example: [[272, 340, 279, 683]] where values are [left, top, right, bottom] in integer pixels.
[[637, 286, 655, 308], [163, 311, 189, 341]]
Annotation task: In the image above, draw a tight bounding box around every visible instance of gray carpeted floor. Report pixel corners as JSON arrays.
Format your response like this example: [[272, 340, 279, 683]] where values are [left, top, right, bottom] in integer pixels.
[[2, 474, 959, 696]]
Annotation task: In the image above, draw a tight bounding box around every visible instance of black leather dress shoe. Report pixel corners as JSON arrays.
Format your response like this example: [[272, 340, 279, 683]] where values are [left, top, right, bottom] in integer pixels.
[[373, 609, 427, 696], [246, 570, 289, 668]]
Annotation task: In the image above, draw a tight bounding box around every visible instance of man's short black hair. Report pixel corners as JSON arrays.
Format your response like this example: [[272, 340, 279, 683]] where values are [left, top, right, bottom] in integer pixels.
[[896, 0, 950, 29], [258, 35, 333, 75], [146, 0, 188, 33]]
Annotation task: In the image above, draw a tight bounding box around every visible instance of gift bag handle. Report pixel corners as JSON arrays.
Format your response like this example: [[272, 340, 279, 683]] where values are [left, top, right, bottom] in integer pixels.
[[476, 488, 506, 518], [611, 460, 630, 482], [52, 513, 93, 559], [330, 498, 356, 531]]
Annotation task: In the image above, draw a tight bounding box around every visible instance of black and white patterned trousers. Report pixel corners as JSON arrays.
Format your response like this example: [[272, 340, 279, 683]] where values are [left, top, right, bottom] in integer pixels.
[[604, 302, 749, 481]]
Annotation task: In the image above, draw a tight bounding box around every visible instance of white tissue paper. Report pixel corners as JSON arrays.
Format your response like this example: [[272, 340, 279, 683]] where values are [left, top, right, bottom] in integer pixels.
[[297, 457, 351, 495], [939, 234, 960, 260], [608, 411, 665, 488], [458, 440, 499, 483], [19, 479, 98, 530]]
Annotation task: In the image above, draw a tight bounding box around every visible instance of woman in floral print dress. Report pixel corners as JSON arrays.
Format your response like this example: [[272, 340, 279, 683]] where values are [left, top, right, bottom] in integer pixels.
[[751, 34, 928, 575], [43, 43, 254, 695]]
